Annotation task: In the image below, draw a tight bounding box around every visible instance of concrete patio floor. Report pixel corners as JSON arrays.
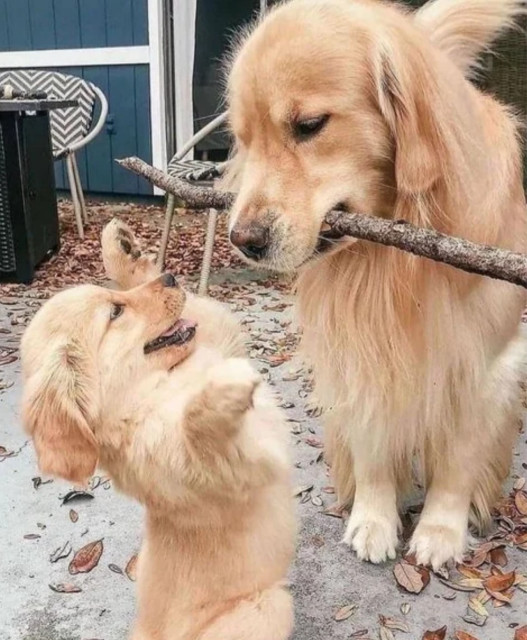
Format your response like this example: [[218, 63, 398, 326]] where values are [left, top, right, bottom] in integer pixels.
[[1, 261, 527, 640]]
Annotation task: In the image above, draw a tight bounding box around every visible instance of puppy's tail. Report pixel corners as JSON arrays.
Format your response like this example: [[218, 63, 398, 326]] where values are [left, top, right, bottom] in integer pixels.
[[415, 0, 526, 75]]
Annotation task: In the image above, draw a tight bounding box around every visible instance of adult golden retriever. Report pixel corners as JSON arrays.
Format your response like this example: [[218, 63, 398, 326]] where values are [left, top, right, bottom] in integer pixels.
[[226, 0, 527, 569], [21, 220, 295, 640]]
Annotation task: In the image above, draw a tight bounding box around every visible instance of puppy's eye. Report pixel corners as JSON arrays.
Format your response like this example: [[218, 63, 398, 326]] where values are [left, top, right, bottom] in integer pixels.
[[293, 114, 330, 141], [110, 304, 124, 321]]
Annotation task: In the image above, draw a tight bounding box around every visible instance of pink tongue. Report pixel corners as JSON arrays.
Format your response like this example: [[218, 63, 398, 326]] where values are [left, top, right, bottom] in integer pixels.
[[161, 318, 197, 337]]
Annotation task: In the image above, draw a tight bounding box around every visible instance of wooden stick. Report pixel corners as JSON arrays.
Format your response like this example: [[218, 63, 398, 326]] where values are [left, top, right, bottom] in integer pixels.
[[117, 156, 527, 289]]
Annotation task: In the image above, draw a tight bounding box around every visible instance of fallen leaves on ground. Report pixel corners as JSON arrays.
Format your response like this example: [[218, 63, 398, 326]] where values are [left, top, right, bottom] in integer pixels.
[[125, 554, 138, 582], [422, 627, 447, 640], [69, 539, 104, 575], [379, 615, 409, 633], [515, 626, 527, 640], [393, 560, 430, 594], [334, 603, 357, 621], [0, 199, 245, 296], [49, 582, 82, 593], [454, 632, 479, 640]]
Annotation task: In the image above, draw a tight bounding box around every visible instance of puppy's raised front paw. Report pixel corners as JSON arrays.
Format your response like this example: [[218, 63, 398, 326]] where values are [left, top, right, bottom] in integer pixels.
[[207, 358, 261, 415], [101, 218, 156, 288], [409, 521, 466, 571], [343, 513, 398, 564]]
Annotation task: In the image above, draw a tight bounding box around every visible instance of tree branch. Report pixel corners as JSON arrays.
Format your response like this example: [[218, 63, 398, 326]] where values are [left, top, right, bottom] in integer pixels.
[[117, 156, 527, 289]]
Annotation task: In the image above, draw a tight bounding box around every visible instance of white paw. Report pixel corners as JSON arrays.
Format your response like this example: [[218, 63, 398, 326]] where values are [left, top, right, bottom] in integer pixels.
[[409, 522, 466, 571], [343, 513, 398, 564]]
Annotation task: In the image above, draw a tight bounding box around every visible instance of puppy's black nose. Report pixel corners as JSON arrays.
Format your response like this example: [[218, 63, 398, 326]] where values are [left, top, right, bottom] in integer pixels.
[[160, 273, 178, 288], [230, 225, 269, 261]]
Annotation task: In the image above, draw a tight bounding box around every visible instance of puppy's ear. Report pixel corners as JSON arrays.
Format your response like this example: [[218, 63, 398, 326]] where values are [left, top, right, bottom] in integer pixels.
[[22, 339, 99, 485], [373, 40, 444, 194]]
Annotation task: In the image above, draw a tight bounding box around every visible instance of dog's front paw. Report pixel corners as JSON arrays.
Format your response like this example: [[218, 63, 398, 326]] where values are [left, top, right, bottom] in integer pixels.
[[343, 513, 398, 564], [409, 521, 466, 571], [208, 358, 261, 415], [101, 219, 156, 287]]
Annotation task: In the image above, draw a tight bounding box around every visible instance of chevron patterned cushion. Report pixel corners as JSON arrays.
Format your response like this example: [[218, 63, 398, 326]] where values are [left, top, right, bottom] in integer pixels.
[[167, 159, 227, 182], [0, 69, 97, 157]]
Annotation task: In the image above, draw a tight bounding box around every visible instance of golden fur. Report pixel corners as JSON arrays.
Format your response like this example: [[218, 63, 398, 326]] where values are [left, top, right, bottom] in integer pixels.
[[225, 0, 527, 568], [21, 220, 295, 640]]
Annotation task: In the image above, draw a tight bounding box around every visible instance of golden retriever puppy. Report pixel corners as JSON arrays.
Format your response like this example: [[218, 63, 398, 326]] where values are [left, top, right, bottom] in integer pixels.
[[20, 220, 295, 640], [225, 0, 527, 569]]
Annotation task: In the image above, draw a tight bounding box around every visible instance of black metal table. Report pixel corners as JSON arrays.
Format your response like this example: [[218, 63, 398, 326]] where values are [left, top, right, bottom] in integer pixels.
[[0, 99, 77, 283]]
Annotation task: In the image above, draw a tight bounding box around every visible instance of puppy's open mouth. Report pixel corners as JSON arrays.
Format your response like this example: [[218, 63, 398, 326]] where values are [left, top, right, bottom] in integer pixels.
[[144, 318, 197, 354]]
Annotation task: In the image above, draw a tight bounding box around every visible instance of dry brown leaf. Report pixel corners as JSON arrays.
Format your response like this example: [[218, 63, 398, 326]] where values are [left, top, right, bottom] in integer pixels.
[[292, 484, 313, 497], [514, 477, 526, 491], [125, 554, 138, 582], [489, 547, 508, 567], [379, 615, 409, 633], [476, 590, 491, 605], [305, 435, 324, 448], [380, 627, 395, 640], [467, 597, 489, 619], [482, 570, 515, 593], [458, 578, 484, 589], [457, 566, 485, 579], [516, 532, 527, 546], [454, 632, 479, 640], [486, 587, 513, 603], [334, 604, 357, 621], [49, 582, 82, 593], [422, 627, 447, 640], [69, 509, 78, 523], [515, 491, 527, 516], [439, 578, 478, 593], [400, 603, 411, 615], [68, 539, 104, 575], [515, 626, 527, 640], [108, 563, 123, 575], [394, 561, 430, 594], [323, 503, 348, 519]]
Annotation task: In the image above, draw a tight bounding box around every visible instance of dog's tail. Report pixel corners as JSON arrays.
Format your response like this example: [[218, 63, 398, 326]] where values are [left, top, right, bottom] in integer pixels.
[[415, 0, 526, 75]]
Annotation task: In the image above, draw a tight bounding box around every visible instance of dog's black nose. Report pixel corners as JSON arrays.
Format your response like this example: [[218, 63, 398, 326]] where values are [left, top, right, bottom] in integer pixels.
[[230, 225, 269, 261], [160, 273, 178, 288]]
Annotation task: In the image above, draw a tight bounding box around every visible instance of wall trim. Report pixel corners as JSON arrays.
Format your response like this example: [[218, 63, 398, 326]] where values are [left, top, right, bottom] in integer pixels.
[[148, 0, 168, 191], [0, 46, 150, 69]]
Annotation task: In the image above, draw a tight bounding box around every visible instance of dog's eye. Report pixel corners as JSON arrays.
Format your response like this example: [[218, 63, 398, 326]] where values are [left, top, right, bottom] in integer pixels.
[[110, 304, 124, 321], [293, 115, 329, 141]]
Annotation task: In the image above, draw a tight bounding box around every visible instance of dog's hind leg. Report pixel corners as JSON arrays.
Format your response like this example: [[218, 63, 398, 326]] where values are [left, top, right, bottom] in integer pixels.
[[198, 586, 294, 640], [101, 218, 160, 290]]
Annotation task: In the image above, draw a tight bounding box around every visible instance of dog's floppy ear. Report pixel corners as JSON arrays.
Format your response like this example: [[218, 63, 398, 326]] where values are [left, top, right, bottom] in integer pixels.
[[373, 38, 444, 194], [22, 339, 99, 485]]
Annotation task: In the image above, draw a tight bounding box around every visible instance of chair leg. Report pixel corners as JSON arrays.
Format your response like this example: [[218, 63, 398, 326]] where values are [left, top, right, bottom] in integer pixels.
[[70, 153, 88, 225], [157, 194, 176, 270], [198, 208, 218, 296], [66, 155, 84, 239]]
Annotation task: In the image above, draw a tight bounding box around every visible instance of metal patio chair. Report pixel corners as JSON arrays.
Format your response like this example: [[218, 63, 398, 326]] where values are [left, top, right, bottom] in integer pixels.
[[0, 69, 108, 239], [158, 1, 271, 295], [158, 111, 229, 296]]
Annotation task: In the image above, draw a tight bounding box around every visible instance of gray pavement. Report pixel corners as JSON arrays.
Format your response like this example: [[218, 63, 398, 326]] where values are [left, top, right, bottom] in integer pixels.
[[1, 279, 526, 640]]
